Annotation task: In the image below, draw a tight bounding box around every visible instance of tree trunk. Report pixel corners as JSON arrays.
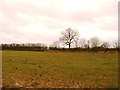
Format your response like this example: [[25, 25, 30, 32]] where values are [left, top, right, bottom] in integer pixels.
[[69, 43, 71, 49]]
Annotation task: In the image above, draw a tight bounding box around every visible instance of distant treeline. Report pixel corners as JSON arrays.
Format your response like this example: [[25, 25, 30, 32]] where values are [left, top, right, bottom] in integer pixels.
[[1, 43, 48, 51], [0, 43, 119, 52], [1, 28, 119, 52], [49, 46, 119, 52]]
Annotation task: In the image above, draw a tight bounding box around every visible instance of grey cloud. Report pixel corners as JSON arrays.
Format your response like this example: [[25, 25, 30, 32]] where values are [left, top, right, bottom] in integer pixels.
[[0, 0, 118, 44], [0, 0, 117, 30]]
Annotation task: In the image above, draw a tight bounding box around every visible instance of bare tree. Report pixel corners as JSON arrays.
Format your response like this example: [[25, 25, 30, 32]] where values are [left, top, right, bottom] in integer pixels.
[[90, 36, 100, 48], [74, 37, 79, 48], [101, 42, 109, 48], [79, 38, 86, 48], [50, 41, 60, 49], [113, 41, 119, 49], [84, 40, 90, 49], [59, 28, 79, 49], [79, 38, 90, 49]]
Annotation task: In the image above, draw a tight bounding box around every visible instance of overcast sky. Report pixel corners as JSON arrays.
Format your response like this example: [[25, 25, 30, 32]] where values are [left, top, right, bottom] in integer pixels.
[[0, 0, 118, 45]]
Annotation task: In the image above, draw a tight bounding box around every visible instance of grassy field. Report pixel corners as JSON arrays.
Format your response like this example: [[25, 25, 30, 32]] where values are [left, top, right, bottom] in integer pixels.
[[2, 51, 118, 88]]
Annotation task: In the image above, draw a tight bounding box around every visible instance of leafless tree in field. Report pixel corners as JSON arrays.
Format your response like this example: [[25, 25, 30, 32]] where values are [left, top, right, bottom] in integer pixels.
[[59, 28, 79, 49], [79, 38, 86, 48], [50, 41, 60, 48], [79, 38, 90, 49], [113, 41, 119, 49], [101, 42, 109, 48], [74, 37, 79, 48], [90, 36, 101, 48]]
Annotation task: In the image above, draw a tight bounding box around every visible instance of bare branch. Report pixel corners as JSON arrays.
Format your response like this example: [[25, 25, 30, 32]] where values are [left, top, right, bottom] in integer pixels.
[[59, 28, 79, 49]]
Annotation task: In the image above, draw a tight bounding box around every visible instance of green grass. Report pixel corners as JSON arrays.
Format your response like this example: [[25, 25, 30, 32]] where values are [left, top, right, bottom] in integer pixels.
[[2, 51, 118, 88]]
